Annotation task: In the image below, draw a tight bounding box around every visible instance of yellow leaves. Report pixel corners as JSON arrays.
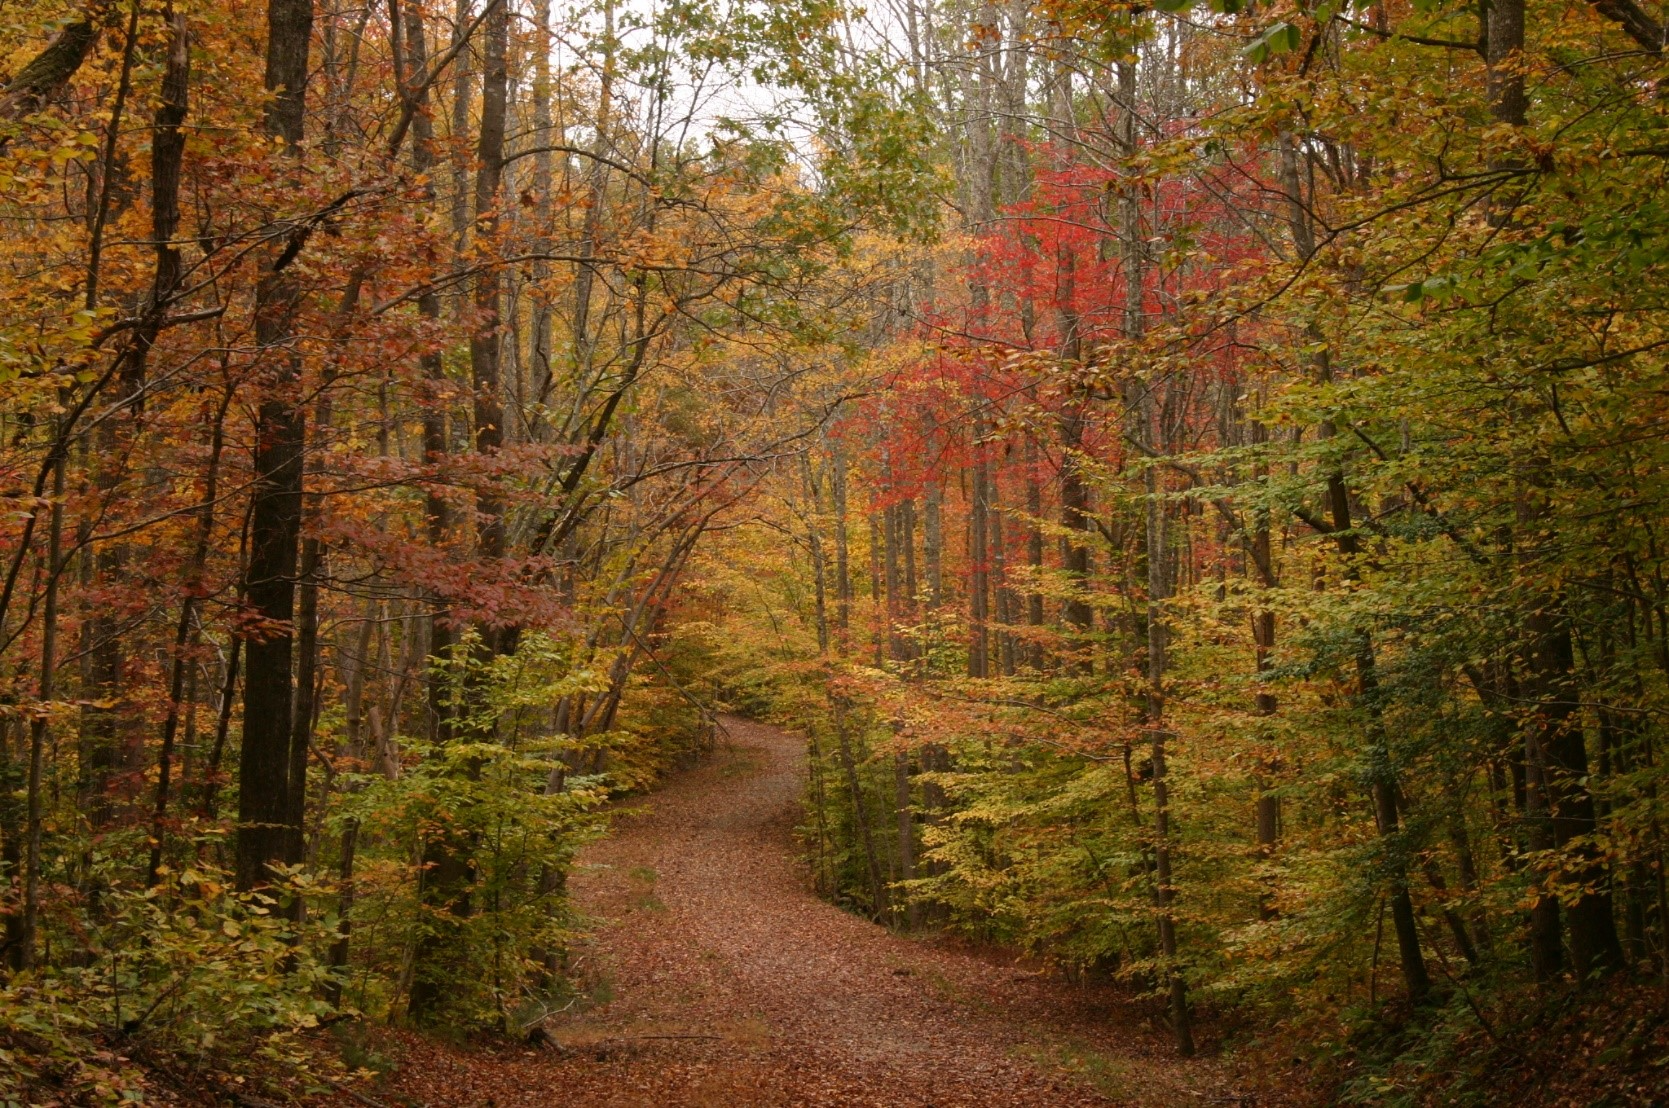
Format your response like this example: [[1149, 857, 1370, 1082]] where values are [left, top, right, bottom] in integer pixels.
[[49, 128, 99, 166], [616, 227, 688, 271]]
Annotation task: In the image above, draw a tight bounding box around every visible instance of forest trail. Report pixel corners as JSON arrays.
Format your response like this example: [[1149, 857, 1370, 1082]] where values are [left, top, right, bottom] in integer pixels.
[[375, 717, 1238, 1107]]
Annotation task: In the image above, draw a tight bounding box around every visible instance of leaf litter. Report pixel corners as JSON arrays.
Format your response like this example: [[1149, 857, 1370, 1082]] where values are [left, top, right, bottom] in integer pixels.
[[353, 718, 1246, 1106]]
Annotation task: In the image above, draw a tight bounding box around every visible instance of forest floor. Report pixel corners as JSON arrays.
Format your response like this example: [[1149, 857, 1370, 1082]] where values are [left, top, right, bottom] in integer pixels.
[[356, 716, 1249, 1107]]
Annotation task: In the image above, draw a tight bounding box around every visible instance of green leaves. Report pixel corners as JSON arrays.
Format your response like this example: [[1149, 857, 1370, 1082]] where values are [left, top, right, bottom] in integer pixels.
[[1390, 275, 1456, 303], [1243, 21, 1302, 64], [1152, 0, 1249, 12]]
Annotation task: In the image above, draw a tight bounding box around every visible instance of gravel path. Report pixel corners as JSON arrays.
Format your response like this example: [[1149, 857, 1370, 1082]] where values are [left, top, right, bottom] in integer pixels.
[[377, 717, 1236, 1106]]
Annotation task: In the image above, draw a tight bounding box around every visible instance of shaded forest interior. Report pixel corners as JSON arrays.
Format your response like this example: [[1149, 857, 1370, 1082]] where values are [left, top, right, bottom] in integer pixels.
[[4, 0, 1669, 1103]]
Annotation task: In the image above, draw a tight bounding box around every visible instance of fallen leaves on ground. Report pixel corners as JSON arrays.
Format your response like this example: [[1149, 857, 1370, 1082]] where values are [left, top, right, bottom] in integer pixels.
[[348, 717, 1246, 1106]]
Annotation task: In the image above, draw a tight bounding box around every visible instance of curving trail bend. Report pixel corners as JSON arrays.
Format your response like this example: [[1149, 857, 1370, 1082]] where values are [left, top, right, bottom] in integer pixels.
[[378, 717, 1235, 1106]]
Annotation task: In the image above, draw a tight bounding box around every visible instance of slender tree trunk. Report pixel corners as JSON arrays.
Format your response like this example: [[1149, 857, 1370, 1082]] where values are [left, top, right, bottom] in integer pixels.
[[201, 636, 242, 819], [1058, 405, 1092, 667], [237, 0, 314, 893], [561, 0, 613, 412], [1324, 463, 1431, 1002], [990, 464, 1015, 675], [398, 0, 455, 745], [1483, 0, 1621, 979], [448, 0, 475, 250], [884, 499, 903, 662], [962, 11, 997, 678], [79, 4, 144, 834], [968, 428, 989, 678], [879, 476, 919, 924], [324, 599, 377, 1003], [286, 540, 320, 870], [410, 0, 507, 1021], [802, 455, 831, 655], [529, 0, 555, 412], [894, 747, 918, 927], [870, 513, 885, 667], [1248, 416, 1280, 919], [143, 6, 196, 890], [1527, 612, 1625, 978], [470, 0, 508, 611], [1123, 49, 1191, 1048], [19, 456, 64, 968], [1142, 419, 1191, 1053], [902, 498, 918, 627], [1055, 59, 1092, 669], [833, 698, 886, 916], [1024, 436, 1044, 670], [922, 425, 943, 611], [832, 441, 852, 646]]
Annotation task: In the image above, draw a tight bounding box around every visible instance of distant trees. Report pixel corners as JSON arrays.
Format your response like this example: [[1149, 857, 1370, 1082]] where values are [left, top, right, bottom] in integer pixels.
[[705, 0, 1669, 1093]]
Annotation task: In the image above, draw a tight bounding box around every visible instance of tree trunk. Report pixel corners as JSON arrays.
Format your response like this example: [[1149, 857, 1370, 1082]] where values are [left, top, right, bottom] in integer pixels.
[[470, 0, 508, 602], [1248, 416, 1280, 919], [923, 428, 943, 611], [894, 748, 918, 927], [1058, 406, 1091, 666], [1485, 0, 1621, 980], [1123, 48, 1192, 1049], [802, 454, 831, 655], [1527, 612, 1624, 979], [1325, 464, 1431, 1003], [528, 0, 556, 418], [1055, 58, 1092, 670], [399, 0, 454, 747], [1024, 436, 1044, 670], [832, 440, 852, 645], [410, 0, 508, 1021], [79, 5, 145, 836], [19, 456, 64, 968], [902, 498, 918, 631], [990, 462, 1015, 675], [1144, 462, 1192, 1055], [884, 500, 903, 662], [869, 513, 885, 667], [968, 427, 989, 678], [143, 6, 196, 891], [237, 0, 314, 893], [833, 698, 886, 916]]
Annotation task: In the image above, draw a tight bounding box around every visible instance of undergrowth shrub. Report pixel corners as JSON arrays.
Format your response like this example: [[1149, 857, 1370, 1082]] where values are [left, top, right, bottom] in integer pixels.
[[0, 627, 705, 1096], [0, 870, 339, 1102]]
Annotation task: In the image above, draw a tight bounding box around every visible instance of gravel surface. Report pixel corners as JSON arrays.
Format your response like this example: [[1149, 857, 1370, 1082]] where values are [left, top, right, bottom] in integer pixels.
[[372, 716, 1239, 1106]]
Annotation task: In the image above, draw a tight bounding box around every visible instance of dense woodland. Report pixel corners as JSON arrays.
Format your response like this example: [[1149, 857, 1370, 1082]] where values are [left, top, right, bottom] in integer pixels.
[[3, 0, 1669, 1103]]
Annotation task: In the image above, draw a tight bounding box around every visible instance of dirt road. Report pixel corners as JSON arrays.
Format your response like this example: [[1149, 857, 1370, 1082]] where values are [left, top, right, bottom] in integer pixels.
[[377, 717, 1235, 1106]]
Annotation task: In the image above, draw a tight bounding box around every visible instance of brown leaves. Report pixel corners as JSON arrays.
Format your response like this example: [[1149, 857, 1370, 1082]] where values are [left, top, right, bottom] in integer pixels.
[[340, 718, 1239, 1108]]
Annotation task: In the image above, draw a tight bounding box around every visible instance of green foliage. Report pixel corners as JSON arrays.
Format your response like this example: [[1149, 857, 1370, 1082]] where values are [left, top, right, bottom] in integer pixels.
[[0, 870, 340, 1101], [1242, 21, 1301, 64], [328, 631, 611, 1029], [692, 4, 1669, 1096], [0, 628, 668, 1093]]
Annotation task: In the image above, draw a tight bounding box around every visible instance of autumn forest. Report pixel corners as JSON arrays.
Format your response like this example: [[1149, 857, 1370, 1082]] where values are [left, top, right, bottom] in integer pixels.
[[3, 0, 1669, 1103]]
